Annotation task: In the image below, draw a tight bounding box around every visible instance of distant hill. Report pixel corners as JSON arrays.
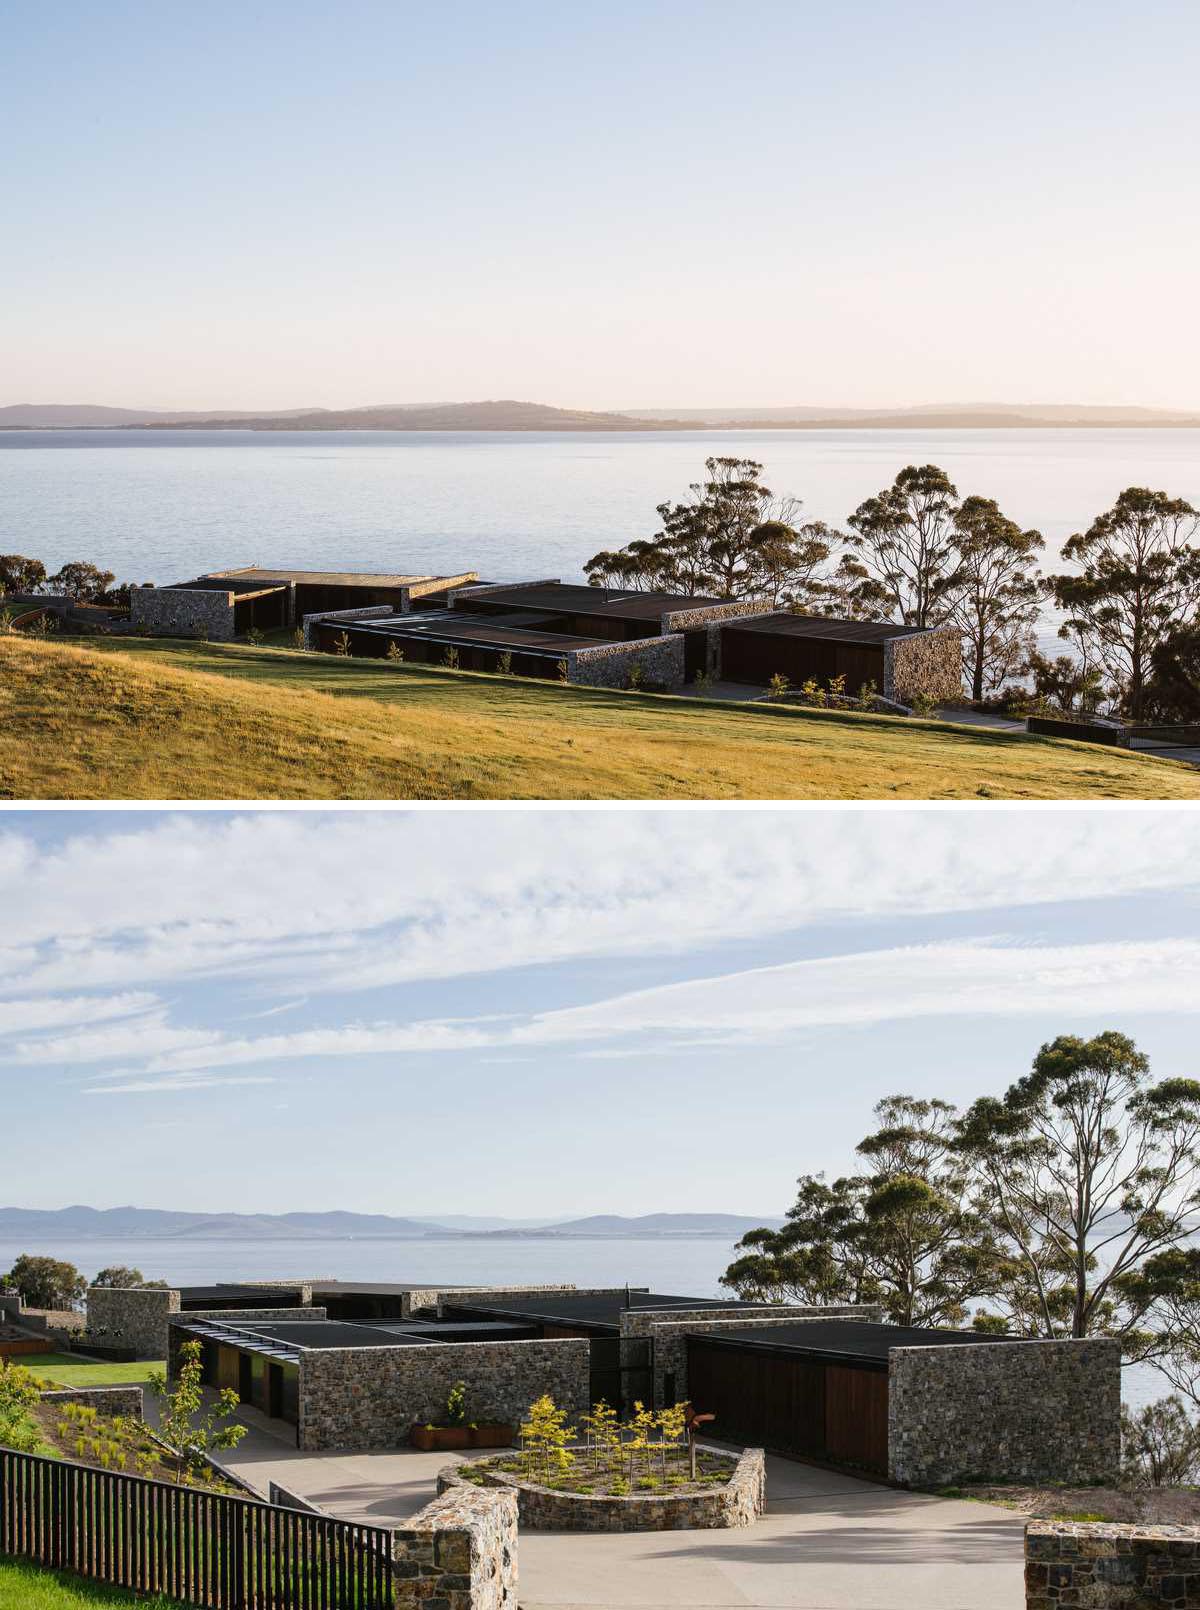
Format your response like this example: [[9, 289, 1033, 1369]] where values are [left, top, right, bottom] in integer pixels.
[[0, 1204, 781, 1243], [6, 399, 1198, 432], [134, 400, 692, 432], [464, 1213, 785, 1238]]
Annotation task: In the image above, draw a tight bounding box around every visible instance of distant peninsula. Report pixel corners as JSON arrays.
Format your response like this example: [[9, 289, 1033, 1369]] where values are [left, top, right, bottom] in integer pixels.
[[0, 1205, 782, 1242], [4, 399, 1200, 431]]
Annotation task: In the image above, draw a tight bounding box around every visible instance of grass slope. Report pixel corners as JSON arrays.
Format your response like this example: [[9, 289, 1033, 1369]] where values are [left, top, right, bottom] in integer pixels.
[[3, 635, 1198, 801], [24, 1356, 162, 1387], [0, 1560, 183, 1608]]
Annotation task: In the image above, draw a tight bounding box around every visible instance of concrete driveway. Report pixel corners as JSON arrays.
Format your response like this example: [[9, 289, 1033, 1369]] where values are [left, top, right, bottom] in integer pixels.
[[192, 1403, 1025, 1610]]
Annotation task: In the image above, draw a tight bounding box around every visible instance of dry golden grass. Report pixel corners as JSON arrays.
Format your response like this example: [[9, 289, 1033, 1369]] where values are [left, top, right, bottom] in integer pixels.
[[4, 635, 1199, 801]]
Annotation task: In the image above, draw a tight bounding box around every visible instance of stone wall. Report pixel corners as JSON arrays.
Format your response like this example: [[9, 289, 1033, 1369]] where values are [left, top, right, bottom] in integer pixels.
[[1025, 1520, 1200, 1610], [392, 1483, 518, 1610], [87, 1287, 181, 1360], [566, 634, 685, 690], [884, 626, 963, 703], [662, 600, 773, 632], [424, 1286, 585, 1320], [298, 1338, 591, 1452], [888, 1337, 1121, 1488], [620, 1305, 887, 1407], [129, 587, 236, 641], [439, 1446, 765, 1533], [167, 1307, 329, 1375], [302, 604, 397, 649], [40, 1385, 144, 1419]]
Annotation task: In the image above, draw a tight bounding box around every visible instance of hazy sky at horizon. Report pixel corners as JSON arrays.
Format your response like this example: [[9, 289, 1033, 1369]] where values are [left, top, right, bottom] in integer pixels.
[[4, 0, 1199, 412], [2, 808, 1200, 1216]]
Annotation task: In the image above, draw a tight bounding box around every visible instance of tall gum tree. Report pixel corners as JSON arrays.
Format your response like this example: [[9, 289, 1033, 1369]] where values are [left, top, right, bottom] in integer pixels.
[[1047, 487, 1200, 719]]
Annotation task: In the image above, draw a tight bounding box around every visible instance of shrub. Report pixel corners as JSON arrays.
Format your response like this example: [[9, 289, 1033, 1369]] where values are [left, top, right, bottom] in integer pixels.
[[627, 661, 645, 691], [443, 646, 460, 670], [766, 672, 790, 700], [444, 1381, 468, 1427], [556, 657, 569, 683], [290, 627, 306, 650], [693, 669, 714, 694], [385, 640, 405, 663], [496, 651, 513, 676], [907, 689, 939, 717], [244, 626, 264, 647], [1122, 1397, 1200, 1487], [332, 631, 351, 657]]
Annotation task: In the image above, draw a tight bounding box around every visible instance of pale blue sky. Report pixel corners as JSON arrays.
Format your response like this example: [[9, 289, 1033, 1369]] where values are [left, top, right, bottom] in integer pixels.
[[2, 807, 1199, 1218], [4, 1, 1199, 409]]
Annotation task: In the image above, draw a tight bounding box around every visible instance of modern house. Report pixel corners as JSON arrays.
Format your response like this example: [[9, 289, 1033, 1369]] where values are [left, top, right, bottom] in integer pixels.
[[129, 567, 479, 641], [86, 1278, 1119, 1484], [304, 579, 774, 688], [715, 614, 964, 704]]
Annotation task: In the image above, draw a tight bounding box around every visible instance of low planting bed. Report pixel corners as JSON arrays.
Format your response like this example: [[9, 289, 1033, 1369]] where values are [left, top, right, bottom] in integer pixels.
[[438, 1446, 765, 1532]]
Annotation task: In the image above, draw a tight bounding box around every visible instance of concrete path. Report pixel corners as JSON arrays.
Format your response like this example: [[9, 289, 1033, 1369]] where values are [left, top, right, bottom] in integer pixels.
[[190, 1403, 1024, 1610]]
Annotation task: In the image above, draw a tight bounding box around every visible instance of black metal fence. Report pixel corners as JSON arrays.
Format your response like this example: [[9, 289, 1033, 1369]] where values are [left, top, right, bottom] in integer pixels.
[[0, 1446, 393, 1609]]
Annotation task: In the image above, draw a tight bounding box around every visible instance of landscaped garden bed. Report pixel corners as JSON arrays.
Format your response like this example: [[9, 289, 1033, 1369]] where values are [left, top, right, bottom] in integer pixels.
[[437, 1395, 765, 1531], [409, 1379, 514, 1451]]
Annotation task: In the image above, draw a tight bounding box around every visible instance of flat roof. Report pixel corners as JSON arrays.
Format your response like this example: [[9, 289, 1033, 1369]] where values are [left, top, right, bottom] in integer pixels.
[[689, 1319, 1019, 1364], [239, 1320, 433, 1349], [177, 1283, 305, 1304], [203, 568, 448, 588], [722, 613, 931, 645], [445, 1291, 764, 1331], [335, 611, 610, 654], [462, 583, 727, 620]]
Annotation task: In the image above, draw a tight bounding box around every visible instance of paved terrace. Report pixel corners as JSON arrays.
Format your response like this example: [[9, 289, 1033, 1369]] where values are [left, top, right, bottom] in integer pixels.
[[167, 1395, 1025, 1610]]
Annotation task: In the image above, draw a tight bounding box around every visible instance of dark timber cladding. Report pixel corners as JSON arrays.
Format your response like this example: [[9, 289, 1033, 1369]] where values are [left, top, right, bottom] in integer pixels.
[[685, 1321, 1013, 1478], [719, 612, 927, 691], [312, 611, 606, 679]]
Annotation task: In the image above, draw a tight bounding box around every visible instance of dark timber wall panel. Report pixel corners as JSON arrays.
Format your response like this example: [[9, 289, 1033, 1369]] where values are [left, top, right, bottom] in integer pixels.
[[687, 1339, 887, 1475], [720, 628, 885, 693]]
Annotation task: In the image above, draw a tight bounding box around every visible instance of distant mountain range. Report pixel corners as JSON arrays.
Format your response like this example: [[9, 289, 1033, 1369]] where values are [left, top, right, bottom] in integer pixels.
[[4, 399, 1199, 431], [0, 1206, 781, 1242]]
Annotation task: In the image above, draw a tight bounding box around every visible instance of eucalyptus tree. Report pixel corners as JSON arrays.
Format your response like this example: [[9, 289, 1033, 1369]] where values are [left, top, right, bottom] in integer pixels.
[[1047, 487, 1200, 719], [940, 496, 1044, 699], [955, 1032, 1200, 1353], [723, 1096, 998, 1327], [834, 464, 961, 627]]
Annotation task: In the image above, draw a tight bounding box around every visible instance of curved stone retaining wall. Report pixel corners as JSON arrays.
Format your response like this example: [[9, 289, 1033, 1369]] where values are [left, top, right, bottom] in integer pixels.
[[438, 1447, 765, 1532]]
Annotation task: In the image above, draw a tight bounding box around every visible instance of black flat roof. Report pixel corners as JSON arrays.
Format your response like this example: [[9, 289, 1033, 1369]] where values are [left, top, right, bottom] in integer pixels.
[[689, 1320, 1019, 1365], [722, 613, 931, 645], [237, 1320, 433, 1349], [178, 1284, 305, 1304], [463, 583, 726, 620], [445, 1291, 764, 1331], [334, 611, 609, 654]]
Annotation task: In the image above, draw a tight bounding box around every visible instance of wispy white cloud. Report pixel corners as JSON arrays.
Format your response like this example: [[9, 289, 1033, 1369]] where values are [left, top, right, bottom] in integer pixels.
[[69, 936, 1200, 1090], [0, 991, 158, 1038], [1, 813, 1197, 1010]]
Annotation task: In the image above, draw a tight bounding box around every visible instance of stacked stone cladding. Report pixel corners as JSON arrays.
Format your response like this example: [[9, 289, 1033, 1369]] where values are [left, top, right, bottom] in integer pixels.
[[1025, 1520, 1200, 1610], [167, 1306, 329, 1376], [129, 588, 237, 641], [566, 634, 685, 690], [87, 1287, 181, 1360], [884, 627, 963, 703], [438, 1446, 765, 1534], [302, 605, 397, 649], [392, 1484, 518, 1610], [620, 1305, 887, 1408], [418, 1285, 583, 1320], [40, 1385, 144, 1418], [888, 1337, 1121, 1488], [297, 1338, 590, 1452]]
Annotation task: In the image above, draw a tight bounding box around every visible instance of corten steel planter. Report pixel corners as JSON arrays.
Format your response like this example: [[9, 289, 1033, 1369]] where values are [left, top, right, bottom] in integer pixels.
[[410, 1423, 514, 1452]]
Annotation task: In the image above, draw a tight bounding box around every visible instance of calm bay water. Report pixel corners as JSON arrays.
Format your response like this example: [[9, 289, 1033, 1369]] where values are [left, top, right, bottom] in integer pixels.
[[3, 427, 1199, 658], [0, 1233, 1164, 1406]]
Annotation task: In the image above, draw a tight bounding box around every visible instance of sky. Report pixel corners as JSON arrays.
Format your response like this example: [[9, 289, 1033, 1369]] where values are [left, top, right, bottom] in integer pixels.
[[4, 0, 1199, 412], [2, 806, 1199, 1219]]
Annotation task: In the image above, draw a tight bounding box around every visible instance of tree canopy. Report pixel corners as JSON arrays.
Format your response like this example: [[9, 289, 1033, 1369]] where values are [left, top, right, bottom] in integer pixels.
[[2, 1254, 88, 1310], [1047, 488, 1200, 719]]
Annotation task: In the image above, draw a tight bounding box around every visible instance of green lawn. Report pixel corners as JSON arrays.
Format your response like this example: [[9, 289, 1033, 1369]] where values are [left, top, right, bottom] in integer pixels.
[[0, 1560, 184, 1608], [5, 632, 1200, 800], [24, 1356, 162, 1387]]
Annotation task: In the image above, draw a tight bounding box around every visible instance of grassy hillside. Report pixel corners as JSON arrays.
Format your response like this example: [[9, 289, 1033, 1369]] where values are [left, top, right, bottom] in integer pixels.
[[3, 635, 1197, 801]]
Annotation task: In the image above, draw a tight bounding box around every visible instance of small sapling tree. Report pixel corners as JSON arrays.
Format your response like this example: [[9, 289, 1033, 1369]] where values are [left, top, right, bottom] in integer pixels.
[[146, 1339, 246, 1485]]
